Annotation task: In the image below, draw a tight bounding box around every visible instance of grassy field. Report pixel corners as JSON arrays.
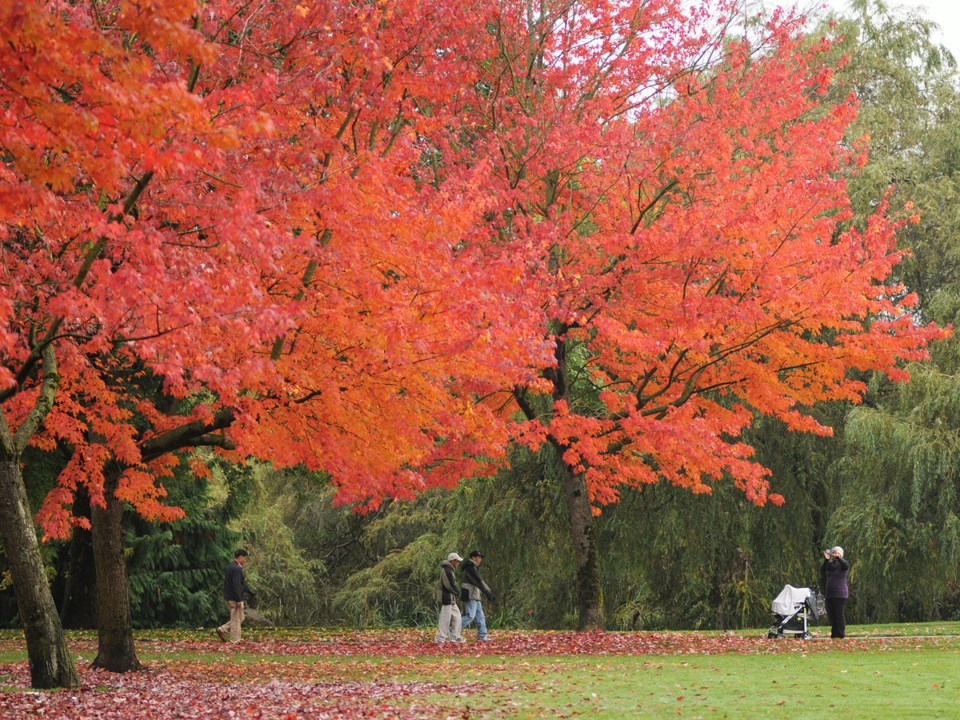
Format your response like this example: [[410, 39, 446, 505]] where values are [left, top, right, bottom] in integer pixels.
[[1, 625, 959, 718], [458, 649, 960, 718]]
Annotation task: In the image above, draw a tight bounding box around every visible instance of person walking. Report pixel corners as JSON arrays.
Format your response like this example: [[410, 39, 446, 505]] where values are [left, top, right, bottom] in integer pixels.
[[820, 546, 850, 639], [460, 550, 495, 642], [217, 549, 252, 643], [434, 552, 465, 642]]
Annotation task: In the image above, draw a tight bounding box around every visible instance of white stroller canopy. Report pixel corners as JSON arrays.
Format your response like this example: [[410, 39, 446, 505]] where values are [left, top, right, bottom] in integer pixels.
[[771, 585, 812, 615]]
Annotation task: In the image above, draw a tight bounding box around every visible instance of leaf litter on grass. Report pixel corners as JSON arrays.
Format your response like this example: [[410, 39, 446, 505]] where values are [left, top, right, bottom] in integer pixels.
[[0, 662, 485, 720], [1, 630, 957, 719], [133, 629, 957, 658]]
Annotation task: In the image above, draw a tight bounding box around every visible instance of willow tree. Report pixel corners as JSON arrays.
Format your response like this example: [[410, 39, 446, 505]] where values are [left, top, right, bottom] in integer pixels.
[[821, 0, 960, 310], [829, 364, 960, 621]]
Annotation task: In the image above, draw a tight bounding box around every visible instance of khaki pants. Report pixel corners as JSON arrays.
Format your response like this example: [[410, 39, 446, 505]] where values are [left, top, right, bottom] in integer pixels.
[[434, 603, 462, 642], [218, 600, 245, 642]]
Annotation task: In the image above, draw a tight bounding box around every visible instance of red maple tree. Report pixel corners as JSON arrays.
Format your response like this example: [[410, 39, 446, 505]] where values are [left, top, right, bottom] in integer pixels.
[[454, 0, 947, 627], [0, 0, 537, 684]]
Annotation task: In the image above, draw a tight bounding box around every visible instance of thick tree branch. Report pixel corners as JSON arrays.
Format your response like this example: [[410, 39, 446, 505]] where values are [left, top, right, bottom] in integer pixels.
[[513, 386, 538, 422], [271, 257, 320, 360], [12, 345, 58, 454], [0, 408, 14, 459], [139, 407, 235, 463]]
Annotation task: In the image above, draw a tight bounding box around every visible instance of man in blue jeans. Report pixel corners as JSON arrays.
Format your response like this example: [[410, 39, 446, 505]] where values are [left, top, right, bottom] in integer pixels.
[[460, 550, 496, 642]]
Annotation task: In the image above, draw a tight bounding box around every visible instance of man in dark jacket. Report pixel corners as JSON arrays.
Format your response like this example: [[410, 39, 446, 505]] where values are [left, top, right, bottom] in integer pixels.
[[216, 549, 252, 642], [434, 552, 465, 642], [460, 550, 495, 641]]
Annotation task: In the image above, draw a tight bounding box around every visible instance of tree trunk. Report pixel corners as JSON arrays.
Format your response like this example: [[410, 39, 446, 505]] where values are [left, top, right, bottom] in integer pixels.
[[515, 329, 606, 631], [0, 456, 79, 688], [558, 459, 604, 630], [90, 474, 142, 672], [59, 488, 98, 629]]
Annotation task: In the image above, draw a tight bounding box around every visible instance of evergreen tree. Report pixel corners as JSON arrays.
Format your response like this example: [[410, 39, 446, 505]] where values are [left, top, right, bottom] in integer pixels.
[[126, 462, 240, 629]]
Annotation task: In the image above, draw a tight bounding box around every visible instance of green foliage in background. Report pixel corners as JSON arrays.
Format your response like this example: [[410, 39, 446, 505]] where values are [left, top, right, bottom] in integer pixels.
[[125, 461, 240, 629], [829, 365, 960, 621]]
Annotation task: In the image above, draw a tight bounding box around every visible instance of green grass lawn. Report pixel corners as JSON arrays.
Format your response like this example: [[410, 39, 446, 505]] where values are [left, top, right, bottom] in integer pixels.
[[445, 650, 960, 719], [1, 626, 959, 718]]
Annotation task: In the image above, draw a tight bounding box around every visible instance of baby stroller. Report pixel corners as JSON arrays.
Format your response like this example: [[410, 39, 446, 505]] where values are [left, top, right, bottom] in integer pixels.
[[767, 584, 823, 639]]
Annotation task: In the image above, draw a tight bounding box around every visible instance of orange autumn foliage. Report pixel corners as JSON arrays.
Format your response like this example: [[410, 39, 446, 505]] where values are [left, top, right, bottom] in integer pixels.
[[0, 0, 545, 537], [466, 0, 946, 508]]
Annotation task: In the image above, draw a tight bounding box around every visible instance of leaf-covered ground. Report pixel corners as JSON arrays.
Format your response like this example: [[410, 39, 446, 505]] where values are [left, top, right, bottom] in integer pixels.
[[1, 630, 957, 719]]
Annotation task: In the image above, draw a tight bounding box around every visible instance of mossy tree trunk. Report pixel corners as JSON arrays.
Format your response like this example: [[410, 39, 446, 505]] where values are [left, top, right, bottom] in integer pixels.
[[0, 347, 79, 688]]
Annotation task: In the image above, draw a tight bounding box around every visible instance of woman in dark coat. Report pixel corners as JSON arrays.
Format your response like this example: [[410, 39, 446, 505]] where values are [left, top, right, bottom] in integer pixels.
[[820, 546, 850, 639]]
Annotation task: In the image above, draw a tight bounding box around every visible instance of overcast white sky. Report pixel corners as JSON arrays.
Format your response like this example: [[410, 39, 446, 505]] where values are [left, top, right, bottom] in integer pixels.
[[813, 0, 960, 59]]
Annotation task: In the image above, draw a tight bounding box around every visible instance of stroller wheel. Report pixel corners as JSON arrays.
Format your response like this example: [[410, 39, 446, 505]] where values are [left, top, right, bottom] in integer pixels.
[[767, 631, 777, 639]]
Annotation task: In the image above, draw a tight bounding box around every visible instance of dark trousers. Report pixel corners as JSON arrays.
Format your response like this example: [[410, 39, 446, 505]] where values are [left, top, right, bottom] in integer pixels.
[[825, 597, 847, 638]]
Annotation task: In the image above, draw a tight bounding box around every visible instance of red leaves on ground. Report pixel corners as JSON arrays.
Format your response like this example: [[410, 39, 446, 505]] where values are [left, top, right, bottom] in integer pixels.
[[0, 630, 945, 718], [0, 667, 475, 719], [201, 629, 938, 658]]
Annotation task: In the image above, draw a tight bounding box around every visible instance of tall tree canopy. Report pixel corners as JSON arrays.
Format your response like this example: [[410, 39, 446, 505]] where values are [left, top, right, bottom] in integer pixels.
[[5, 0, 544, 535]]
